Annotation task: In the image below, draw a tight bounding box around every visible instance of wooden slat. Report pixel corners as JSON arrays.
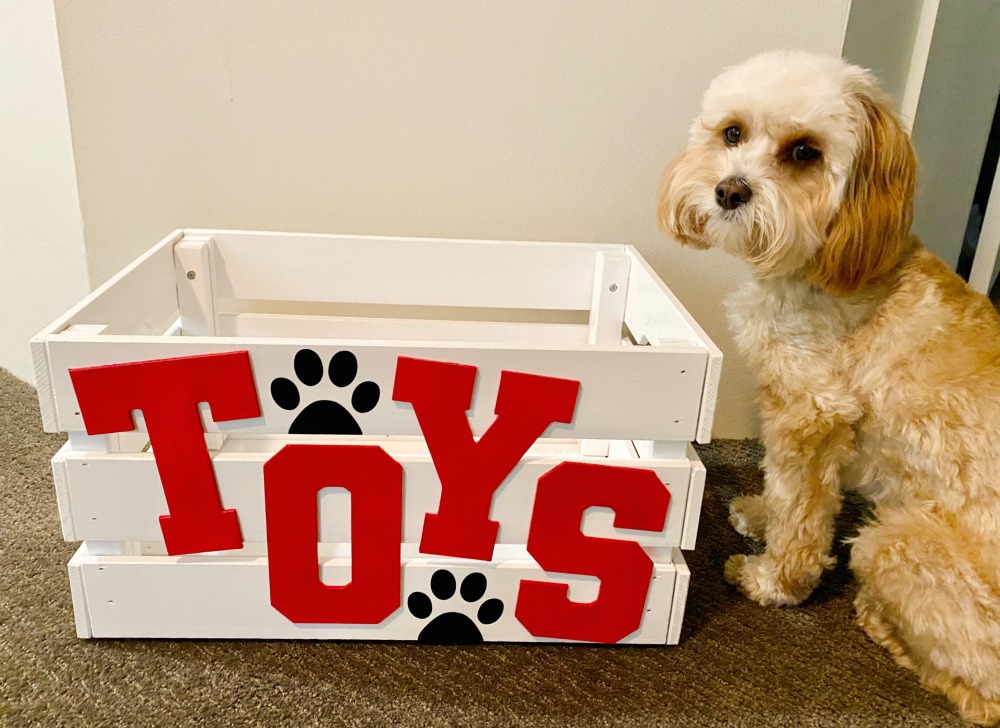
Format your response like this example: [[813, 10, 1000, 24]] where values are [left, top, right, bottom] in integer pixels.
[[207, 230, 621, 310], [50, 446, 75, 541], [218, 313, 590, 346], [582, 250, 631, 457], [55, 438, 694, 548], [681, 445, 706, 550], [624, 247, 722, 443], [67, 547, 93, 638], [69, 542, 681, 644], [587, 250, 631, 345], [667, 548, 690, 646], [30, 337, 57, 431], [174, 235, 218, 336], [45, 338, 708, 441]]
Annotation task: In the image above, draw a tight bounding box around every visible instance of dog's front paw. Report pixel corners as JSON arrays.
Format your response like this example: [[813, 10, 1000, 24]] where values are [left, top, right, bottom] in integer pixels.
[[724, 554, 817, 607], [729, 494, 768, 541]]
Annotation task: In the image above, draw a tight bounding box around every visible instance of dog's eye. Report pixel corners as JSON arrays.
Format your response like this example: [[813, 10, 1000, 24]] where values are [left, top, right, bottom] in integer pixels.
[[723, 126, 742, 146], [791, 143, 819, 161]]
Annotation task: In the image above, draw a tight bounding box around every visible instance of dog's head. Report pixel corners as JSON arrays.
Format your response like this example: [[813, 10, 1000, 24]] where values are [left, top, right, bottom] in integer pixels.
[[657, 51, 916, 294]]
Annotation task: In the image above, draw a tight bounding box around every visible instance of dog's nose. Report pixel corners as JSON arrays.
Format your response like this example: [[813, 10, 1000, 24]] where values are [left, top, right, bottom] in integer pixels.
[[715, 177, 753, 210]]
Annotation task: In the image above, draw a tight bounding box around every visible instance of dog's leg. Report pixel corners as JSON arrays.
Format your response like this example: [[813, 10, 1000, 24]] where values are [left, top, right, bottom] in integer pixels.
[[851, 514, 1000, 725], [729, 494, 768, 541], [724, 398, 856, 606]]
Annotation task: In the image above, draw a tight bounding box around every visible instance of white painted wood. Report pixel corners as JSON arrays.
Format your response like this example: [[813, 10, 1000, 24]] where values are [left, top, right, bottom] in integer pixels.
[[61, 323, 109, 336], [46, 338, 708, 441], [57, 438, 694, 549], [31, 327, 108, 434], [34, 230, 181, 337], [80, 541, 139, 556], [51, 443, 75, 541], [681, 445, 706, 551], [68, 432, 121, 453], [582, 251, 631, 457], [30, 337, 56, 431], [205, 433, 226, 450], [633, 439, 690, 460], [218, 313, 591, 346], [625, 248, 722, 442], [207, 230, 621, 310], [67, 546, 93, 639], [31, 231, 182, 433], [71, 543, 679, 643], [579, 440, 610, 457], [666, 548, 690, 646], [587, 250, 631, 346], [174, 235, 218, 336]]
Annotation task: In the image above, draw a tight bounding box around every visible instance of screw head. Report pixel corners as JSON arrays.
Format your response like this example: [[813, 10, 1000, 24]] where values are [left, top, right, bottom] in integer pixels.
[[608, 283, 618, 292], [186, 271, 197, 280]]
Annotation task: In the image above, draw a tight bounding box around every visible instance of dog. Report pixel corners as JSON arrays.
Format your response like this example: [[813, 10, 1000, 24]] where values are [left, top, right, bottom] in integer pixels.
[[657, 50, 1000, 724]]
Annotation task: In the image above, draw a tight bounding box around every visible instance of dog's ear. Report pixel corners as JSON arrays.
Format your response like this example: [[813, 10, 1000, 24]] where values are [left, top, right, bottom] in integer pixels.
[[657, 147, 710, 249], [810, 85, 916, 295]]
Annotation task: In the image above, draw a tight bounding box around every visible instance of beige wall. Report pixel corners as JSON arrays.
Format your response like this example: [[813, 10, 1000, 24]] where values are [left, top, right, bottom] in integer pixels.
[[1, 0, 89, 383], [52, 0, 854, 438]]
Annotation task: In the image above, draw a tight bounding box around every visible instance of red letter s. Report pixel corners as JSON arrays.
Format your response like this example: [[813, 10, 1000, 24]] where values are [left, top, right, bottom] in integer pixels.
[[515, 462, 670, 643]]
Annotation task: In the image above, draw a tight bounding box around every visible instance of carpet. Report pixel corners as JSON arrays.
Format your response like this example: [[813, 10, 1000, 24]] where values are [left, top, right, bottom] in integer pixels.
[[0, 367, 962, 727]]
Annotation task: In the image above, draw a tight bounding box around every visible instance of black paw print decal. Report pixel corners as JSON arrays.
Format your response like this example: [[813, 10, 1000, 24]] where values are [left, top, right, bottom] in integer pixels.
[[407, 570, 504, 644], [270, 349, 380, 435]]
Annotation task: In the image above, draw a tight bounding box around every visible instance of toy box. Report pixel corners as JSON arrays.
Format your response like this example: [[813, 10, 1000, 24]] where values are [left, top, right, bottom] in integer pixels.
[[32, 230, 720, 644]]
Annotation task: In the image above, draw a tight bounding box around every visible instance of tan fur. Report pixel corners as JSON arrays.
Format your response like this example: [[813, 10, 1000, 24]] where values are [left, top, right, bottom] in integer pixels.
[[810, 89, 917, 294], [659, 51, 1000, 724]]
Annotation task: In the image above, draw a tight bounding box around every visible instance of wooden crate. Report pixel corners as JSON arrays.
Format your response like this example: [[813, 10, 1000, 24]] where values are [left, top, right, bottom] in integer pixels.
[[33, 229, 720, 645]]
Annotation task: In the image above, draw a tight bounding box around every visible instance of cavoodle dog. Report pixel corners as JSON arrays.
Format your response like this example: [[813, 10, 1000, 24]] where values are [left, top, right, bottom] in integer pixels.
[[657, 51, 1000, 724]]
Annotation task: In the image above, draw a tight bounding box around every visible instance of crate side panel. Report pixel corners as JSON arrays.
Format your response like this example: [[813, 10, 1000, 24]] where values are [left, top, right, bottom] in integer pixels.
[[60, 447, 693, 548], [210, 233, 620, 311], [625, 248, 722, 442], [77, 551, 677, 643], [47, 340, 707, 441], [37, 231, 182, 339]]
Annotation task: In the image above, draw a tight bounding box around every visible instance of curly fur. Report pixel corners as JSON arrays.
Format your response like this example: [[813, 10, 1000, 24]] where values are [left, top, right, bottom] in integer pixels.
[[658, 50, 1000, 724]]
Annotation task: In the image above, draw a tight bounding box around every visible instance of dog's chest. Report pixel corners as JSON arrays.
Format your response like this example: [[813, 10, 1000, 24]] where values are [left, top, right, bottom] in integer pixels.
[[725, 278, 870, 389]]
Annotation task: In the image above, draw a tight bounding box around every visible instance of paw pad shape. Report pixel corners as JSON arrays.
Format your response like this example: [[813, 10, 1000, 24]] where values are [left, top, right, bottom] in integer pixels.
[[407, 570, 504, 644], [270, 349, 379, 435]]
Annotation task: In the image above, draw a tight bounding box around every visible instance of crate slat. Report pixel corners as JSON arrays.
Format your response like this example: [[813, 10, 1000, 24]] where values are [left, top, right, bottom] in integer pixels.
[[45, 339, 708, 441], [70, 543, 684, 644], [217, 313, 591, 345], [53, 440, 696, 548], [681, 445, 707, 550], [207, 231, 619, 311]]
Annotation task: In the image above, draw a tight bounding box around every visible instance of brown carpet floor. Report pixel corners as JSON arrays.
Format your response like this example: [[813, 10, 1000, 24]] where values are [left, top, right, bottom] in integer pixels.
[[0, 367, 963, 727]]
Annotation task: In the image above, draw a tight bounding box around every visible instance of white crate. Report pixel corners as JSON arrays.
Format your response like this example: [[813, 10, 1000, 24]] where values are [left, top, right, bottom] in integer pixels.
[[34, 229, 720, 645]]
